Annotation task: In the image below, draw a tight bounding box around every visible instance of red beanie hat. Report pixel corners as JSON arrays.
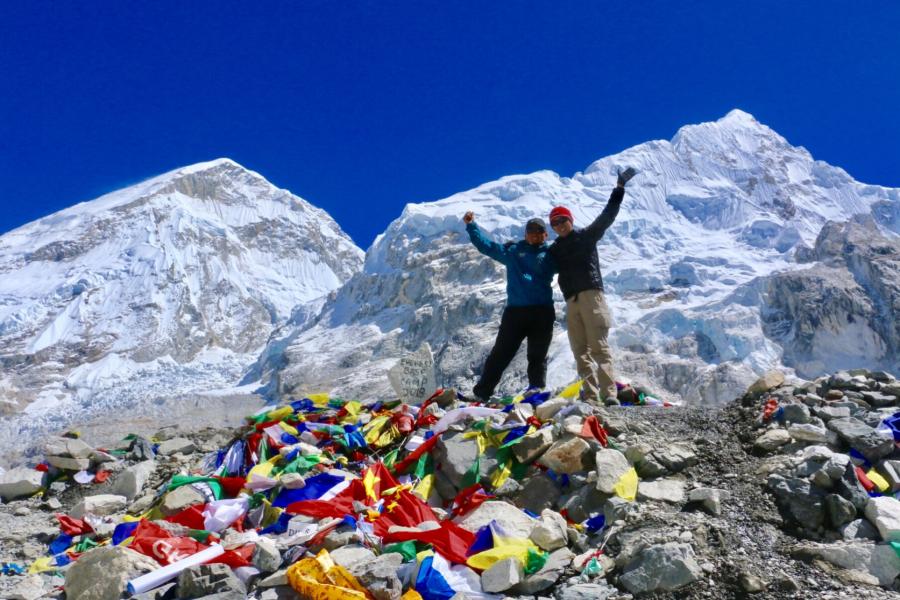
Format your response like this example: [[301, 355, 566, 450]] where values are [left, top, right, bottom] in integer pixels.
[[549, 206, 573, 223]]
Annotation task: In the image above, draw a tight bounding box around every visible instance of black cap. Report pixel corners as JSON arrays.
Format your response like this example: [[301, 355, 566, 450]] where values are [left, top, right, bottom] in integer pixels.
[[525, 218, 546, 233]]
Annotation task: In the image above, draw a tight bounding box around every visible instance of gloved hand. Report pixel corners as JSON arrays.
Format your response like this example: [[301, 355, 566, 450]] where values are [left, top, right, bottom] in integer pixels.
[[617, 167, 637, 186]]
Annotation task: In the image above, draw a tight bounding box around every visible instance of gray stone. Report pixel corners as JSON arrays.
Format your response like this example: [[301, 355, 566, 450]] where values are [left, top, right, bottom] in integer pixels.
[[64, 546, 159, 600], [883, 460, 900, 492], [637, 479, 685, 503], [839, 518, 879, 540], [788, 423, 829, 443], [480, 557, 524, 593], [594, 448, 631, 494], [652, 445, 698, 472], [529, 509, 568, 551], [321, 525, 361, 549], [559, 484, 609, 523], [539, 437, 591, 474], [0, 467, 44, 501], [604, 496, 638, 524], [510, 547, 574, 594], [5, 575, 45, 600], [434, 430, 499, 488], [814, 405, 852, 421], [252, 537, 282, 573], [827, 417, 894, 462], [45, 455, 91, 471], [619, 542, 703, 594], [767, 475, 825, 530], [455, 501, 536, 539], [739, 572, 766, 593], [516, 474, 560, 514], [825, 493, 857, 528], [556, 583, 615, 600], [257, 569, 288, 587], [864, 496, 900, 542], [754, 429, 791, 452], [158, 437, 196, 456], [160, 485, 207, 516], [834, 463, 871, 512], [782, 403, 811, 424], [635, 454, 668, 478], [535, 397, 569, 421], [71, 494, 127, 519], [861, 390, 897, 407], [512, 427, 556, 464], [883, 382, 900, 397], [328, 545, 375, 570], [109, 460, 156, 501], [280, 472, 305, 489], [793, 541, 900, 587], [348, 553, 403, 600], [44, 436, 95, 459], [177, 563, 246, 599], [688, 487, 726, 516], [748, 371, 785, 395]]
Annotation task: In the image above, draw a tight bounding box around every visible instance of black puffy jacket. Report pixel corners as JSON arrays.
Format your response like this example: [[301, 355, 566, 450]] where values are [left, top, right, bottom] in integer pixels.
[[549, 186, 624, 300]]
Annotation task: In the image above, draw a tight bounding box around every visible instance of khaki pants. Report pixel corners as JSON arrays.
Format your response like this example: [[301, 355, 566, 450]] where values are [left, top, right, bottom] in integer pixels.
[[565, 289, 616, 403]]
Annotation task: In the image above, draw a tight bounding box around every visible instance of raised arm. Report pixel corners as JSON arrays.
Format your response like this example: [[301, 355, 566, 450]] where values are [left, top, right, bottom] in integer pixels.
[[584, 168, 636, 242], [463, 212, 509, 263]]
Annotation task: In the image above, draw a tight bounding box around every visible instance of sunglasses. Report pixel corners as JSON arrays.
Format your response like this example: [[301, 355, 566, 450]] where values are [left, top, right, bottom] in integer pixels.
[[550, 217, 570, 226]]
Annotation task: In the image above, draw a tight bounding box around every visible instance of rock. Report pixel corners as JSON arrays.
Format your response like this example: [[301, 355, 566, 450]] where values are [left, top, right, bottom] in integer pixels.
[[864, 496, 900, 542], [604, 496, 638, 524], [433, 431, 498, 488], [512, 427, 556, 464], [635, 453, 668, 478], [594, 448, 631, 494], [652, 445, 698, 472], [109, 460, 156, 501], [529, 509, 568, 551], [814, 405, 852, 421], [44, 436, 95, 459], [46, 455, 91, 471], [754, 429, 791, 452], [882, 460, 900, 492], [44, 497, 63, 510], [748, 371, 785, 395], [160, 485, 207, 516], [252, 537, 282, 573], [739, 572, 766, 593], [347, 553, 403, 600], [64, 546, 159, 600], [0, 467, 44, 501], [825, 389, 845, 400], [839, 519, 879, 540], [280, 473, 305, 489], [329, 545, 376, 570], [688, 487, 726, 516], [782, 403, 811, 424], [619, 542, 703, 594], [516, 474, 560, 514], [834, 463, 871, 512], [510, 547, 574, 594], [539, 437, 591, 474], [556, 583, 615, 600], [323, 528, 362, 551], [158, 437, 196, 456], [827, 417, 894, 462], [5, 575, 45, 600], [535, 397, 569, 421], [455, 501, 536, 539], [788, 423, 829, 443], [257, 569, 288, 587], [637, 479, 685, 503], [793, 541, 900, 587], [825, 494, 857, 528], [480, 557, 524, 593], [176, 563, 246, 599], [767, 475, 825, 530], [70, 494, 127, 519]]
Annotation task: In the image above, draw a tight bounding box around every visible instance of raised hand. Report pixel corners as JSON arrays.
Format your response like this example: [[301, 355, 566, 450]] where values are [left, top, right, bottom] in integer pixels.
[[617, 167, 637, 187], [463, 211, 475, 224]]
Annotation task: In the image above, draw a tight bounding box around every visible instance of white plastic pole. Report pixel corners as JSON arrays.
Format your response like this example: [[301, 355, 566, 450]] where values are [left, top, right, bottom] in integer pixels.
[[126, 543, 226, 595]]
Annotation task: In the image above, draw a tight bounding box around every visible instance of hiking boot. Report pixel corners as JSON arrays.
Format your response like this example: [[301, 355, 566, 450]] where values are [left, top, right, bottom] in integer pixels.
[[522, 386, 543, 398], [604, 396, 621, 406]]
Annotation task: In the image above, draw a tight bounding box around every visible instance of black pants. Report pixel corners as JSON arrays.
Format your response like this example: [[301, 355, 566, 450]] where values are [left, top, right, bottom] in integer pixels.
[[473, 305, 555, 399]]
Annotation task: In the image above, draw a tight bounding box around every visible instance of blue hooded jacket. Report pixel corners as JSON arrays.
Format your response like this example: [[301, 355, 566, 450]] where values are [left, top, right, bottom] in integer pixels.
[[466, 222, 557, 307]]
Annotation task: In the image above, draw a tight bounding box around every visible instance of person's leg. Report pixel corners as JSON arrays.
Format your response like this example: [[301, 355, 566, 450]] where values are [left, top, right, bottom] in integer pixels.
[[525, 305, 556, 389], [565, 296, 597, 400], [473, 308, 527, 399], [581, 289, 617, 402]]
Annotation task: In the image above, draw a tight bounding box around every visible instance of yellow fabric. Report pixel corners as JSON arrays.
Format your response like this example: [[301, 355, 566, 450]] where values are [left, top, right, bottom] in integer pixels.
[[374, 425, 400, 448], [363, 469, 382, 502], [341, 401, 363, 424], [363, 415, 393, 446], [867, 468, 891, 493], [412, 474, 434, 501], [560, 380, 583, 399], [279, 421, 299, 436], [28, 557, 56, 574], [286, 549, 373, 600], [490, 460, 512, 489], [401, 591, 424, 600], [308, 393, 331, 407], [266, 406, 294, 422], [467, 537, 537, 571], [613, 467, 638, 502]]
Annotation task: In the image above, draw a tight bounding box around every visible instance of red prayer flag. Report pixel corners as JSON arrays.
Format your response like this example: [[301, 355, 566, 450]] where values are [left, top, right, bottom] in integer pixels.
[[56, 514, 93, 536]]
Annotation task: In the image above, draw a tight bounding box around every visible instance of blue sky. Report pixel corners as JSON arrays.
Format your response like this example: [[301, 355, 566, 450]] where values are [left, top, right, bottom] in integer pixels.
[[2, 1, 898, 247]]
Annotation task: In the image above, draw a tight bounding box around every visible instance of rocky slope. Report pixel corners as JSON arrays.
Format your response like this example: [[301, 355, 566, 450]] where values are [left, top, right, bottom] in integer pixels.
[[0, 159, 363, 459], [257, 110, 900, 405]]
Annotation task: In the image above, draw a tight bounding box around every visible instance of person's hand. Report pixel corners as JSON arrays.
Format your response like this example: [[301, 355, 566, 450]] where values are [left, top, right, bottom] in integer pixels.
[[463, 211, 475, 224], [503, 240, 515, 249], [617, 167, 637, 187]]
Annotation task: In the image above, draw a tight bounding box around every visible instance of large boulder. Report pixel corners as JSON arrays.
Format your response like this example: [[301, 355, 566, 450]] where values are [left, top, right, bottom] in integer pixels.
[[64, 546, 159, 600], [433, 430, 499, 488], [0, 467, 44, 501], [454, 501, 536, 539], [594, 448, 631, 494], [864, 496, 900, 542], [109, 461, 157, 502], [793, 541, 900, 587], [176, 563, 246, 599], [347, 553, 404, 600], [619, 542, 703, 594], [70, 494, 128, 519], [827, 417, 894, 462], [512, 427, 556, 464], [766, 475, 826, 530], [539, 437, 591, 474]]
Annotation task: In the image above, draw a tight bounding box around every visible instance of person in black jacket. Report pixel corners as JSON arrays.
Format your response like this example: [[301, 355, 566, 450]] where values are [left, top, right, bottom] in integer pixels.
[[548, 167, 636, 404]]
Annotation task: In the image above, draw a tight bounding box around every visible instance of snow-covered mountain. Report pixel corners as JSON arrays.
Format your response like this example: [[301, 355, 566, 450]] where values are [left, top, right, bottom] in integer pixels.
[[258, 110, 900, 403], [0, 159, 363, 455]]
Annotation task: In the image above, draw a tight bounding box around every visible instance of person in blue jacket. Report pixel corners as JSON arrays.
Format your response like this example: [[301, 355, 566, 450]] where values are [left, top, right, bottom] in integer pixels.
[[462, 211, 558, 401]]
